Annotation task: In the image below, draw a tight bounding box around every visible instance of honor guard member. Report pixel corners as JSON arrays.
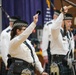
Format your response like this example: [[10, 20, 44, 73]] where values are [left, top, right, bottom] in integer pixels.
[[0, 16, 20, 74], [7, 14, 48, 75], [51, 6, 75, 75], [41, 10, 60, 74]]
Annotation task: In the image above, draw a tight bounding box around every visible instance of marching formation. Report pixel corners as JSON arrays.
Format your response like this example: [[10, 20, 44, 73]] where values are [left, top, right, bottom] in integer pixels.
[[0, 1, 76, 75]]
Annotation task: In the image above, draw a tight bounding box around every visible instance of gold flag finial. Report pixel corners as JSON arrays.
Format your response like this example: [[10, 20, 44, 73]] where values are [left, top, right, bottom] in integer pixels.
[[46, 0, 51, 8]]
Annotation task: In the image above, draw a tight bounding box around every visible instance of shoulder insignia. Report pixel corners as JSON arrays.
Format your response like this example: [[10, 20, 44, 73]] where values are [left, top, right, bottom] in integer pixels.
[[47, 22, 52, 26], [6, 29, 11, 33]]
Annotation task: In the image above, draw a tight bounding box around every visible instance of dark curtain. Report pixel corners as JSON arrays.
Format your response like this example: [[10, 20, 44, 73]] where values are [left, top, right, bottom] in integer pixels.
[[2, 0, 54, 30]]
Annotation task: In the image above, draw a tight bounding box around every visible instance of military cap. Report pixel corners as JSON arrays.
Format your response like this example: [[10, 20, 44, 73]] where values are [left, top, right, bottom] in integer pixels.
[[9, 16, 20, 22], [12, 19, 28, 29], [64, 13, 73, 20], [54, 10, 61, 16]]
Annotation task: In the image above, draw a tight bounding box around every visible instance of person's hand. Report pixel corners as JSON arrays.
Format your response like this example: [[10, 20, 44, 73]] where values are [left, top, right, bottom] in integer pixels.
[[6, 67, 9, 70], [60, 6, 68, 13], [41, 72, 48, 75], [33, 14, 38, 24], [63, 6, 68, 13], [43, 56, 48, 63], [74, 35, 76, 41]]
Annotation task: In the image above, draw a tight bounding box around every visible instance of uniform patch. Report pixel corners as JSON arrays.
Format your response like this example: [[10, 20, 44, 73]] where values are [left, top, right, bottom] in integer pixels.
[[47, 22, 52, 26], [6, 29, 11, 33]]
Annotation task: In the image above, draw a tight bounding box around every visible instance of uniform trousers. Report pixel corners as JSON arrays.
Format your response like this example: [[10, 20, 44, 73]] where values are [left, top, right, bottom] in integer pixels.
[[44, 41, 51, 74], [51, 55, 73, 75], [1, 61, 8, 75], [7, 58, 35, 75], [45, 50, 51, 75]]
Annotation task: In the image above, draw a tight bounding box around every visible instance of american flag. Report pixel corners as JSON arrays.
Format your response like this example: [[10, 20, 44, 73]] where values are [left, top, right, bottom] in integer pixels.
[[44, 0, 53, 24], [44, 7, 52, 24]]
